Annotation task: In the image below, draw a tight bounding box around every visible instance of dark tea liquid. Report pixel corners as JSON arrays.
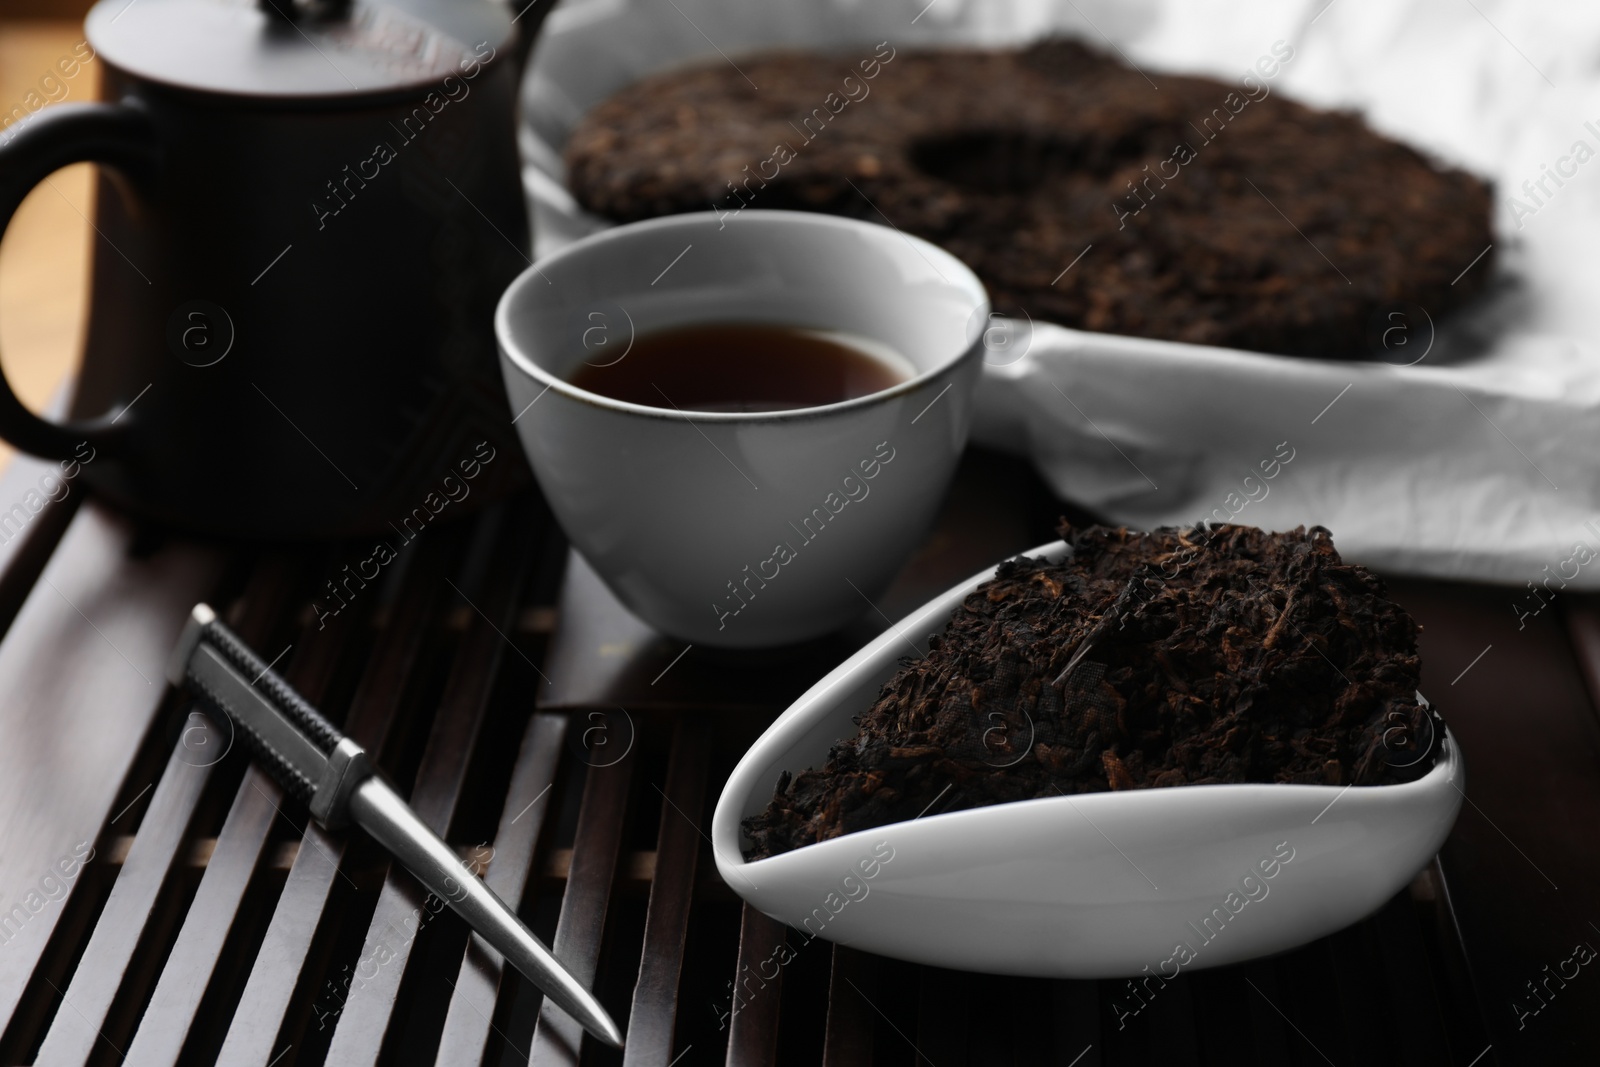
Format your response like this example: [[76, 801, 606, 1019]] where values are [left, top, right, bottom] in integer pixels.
[[565, 323, 913, 412]]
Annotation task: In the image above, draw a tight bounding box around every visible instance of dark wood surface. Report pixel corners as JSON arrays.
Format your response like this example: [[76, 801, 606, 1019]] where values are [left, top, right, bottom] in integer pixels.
[[0, 447, 1592, 1065], [527, 718, 633, 1067], [0, 454, 224, 1040], [622, 719, 708, 1067], [435, 711, 567, 1067], [211, 527, 465, 1067]]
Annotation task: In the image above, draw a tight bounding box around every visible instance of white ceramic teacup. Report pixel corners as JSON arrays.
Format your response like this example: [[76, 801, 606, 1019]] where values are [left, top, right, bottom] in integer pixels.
[[496, 210, 988, 648]]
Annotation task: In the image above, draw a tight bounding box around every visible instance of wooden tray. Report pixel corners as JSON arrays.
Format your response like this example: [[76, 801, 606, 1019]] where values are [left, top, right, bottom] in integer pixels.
[[0, 446, 1595, 1065]]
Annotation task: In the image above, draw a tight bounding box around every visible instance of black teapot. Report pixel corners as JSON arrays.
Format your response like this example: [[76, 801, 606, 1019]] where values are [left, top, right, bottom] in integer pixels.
[[0, 0, 555, 538]]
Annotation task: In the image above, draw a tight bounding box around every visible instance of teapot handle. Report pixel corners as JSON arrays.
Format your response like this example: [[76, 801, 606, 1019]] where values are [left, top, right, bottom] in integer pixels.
[[0, 102, 156, 460]]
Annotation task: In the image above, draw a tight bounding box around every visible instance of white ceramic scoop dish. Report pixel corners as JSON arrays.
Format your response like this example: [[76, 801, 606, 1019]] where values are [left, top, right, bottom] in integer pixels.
[[712, 541, 1465, 978]]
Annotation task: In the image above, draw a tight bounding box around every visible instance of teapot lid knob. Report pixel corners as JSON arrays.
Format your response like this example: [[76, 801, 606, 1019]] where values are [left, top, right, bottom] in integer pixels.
[[86, 0, 511, 100]]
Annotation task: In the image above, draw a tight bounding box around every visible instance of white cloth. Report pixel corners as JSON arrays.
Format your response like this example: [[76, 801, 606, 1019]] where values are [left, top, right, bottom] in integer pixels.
[[520, 0, 1600, 587]]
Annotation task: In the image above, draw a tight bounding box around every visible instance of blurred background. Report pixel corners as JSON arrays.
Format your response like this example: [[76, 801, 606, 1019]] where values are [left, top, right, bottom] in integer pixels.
[[0, 0, 98, 470]]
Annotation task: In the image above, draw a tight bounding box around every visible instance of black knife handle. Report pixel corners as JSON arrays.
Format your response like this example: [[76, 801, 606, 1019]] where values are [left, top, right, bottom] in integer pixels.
[[169, 604, 375, 821], [172, 604, 347, 755], [185, 610, 344, 755], [183, 691, 318, 807]]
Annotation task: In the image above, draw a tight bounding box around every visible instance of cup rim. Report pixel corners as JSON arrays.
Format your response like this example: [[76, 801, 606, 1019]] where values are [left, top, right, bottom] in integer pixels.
[[495, 210, 990, 423]]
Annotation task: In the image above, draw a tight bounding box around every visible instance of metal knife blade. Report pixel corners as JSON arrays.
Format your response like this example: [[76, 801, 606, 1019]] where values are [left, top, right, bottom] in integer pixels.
[[166, 603, 624, 1049]]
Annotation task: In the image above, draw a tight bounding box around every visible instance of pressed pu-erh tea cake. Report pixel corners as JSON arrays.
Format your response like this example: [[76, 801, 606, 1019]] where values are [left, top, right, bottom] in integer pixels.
[[743, 523, 1440, 859], [566, 41, 1494, 360]]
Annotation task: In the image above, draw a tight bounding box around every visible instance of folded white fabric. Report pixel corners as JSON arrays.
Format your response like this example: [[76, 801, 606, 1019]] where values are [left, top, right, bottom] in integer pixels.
[[973, 321, 1600, 589], [521, 0, 1600, 588]]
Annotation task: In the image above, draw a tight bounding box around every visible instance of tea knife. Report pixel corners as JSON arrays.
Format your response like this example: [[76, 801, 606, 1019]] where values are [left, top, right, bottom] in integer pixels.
[[166, 603, 625, 1049]]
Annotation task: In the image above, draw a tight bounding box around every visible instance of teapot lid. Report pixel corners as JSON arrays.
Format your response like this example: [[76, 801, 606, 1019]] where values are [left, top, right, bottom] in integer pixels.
[[86, 0, 513, 100]]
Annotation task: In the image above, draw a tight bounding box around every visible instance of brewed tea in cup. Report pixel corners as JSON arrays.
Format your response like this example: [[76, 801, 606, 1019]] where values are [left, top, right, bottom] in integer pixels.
[[497, 210, 988, 648]]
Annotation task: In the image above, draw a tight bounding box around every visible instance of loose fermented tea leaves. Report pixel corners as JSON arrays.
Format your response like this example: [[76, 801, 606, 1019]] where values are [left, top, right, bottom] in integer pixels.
[[742, 523, 1439, 860]]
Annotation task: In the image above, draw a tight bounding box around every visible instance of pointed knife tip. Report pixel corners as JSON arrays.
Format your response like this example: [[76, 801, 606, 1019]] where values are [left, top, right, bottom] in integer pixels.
[[583, 1003, 626, 1049]]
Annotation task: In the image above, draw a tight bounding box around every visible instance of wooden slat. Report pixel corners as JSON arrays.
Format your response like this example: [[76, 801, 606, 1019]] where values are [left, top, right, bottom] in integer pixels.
[[1048, 981, 1100, 1067], [540, 848, 661, 889], [1322, 922, 1398, 1066], [1128, 970, 1199, 1066], [913, 968, 969, 1067], [0, 451, 82, 649], [964, 974, 1013, 1067], [1369, 895, 1451, 1067], [1186, 965, 1287, 1066], [1394, 580, 1600, 1065], [723, 906, 787, 1067], [1564, 597, 1600, 729], [326, 505, 535, 1065], [528, 727, 634, 1066], [1009, 974, 1055, 1066], [93, 836, 491, 874], [121, 576, 358, 1063], [213, 530, 462, 1067], [434, 712, 568, 1066], [1237, 962, 1295, 1065], [1415, 861, 1497, 1064], [442, 603, 556, 635], [1273, 940, 1352, 1067], [30, 552, 292, 1066], [129, 770, 277, 1057], [622, 718, 710, 1067], [0, 389, 92, 653], [821, 947, 875, 1067], [0, 503, 222, 1044], [37, 739, 210, 1065]]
